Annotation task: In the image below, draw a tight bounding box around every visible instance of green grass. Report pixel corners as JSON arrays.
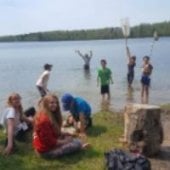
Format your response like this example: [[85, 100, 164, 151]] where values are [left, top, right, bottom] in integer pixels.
[[161, 103, 170, 110], [0, 111, 124, 170]]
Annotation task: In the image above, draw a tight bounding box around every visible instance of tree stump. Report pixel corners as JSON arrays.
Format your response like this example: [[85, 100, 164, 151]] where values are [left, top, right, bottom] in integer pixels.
[[123, 103, 163, 157]]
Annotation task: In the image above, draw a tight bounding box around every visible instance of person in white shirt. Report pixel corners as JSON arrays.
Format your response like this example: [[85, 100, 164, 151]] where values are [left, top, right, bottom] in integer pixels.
[[0, 93, 34, 155], [36, 63, 53, 97]]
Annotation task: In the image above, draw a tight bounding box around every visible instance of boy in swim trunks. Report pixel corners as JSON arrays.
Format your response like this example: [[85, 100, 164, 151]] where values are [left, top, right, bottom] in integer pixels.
[[141, 56, 153, 103]]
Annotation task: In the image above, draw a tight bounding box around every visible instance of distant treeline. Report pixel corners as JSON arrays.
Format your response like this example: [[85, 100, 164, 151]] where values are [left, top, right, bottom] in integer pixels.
[[0, 21, 170, 42]]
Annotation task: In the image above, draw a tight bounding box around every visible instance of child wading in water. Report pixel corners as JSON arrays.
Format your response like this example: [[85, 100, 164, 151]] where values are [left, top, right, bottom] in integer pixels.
[[141, 56, 153, 103], [97, 59, 113, 102], [36, 63, 53, 97], [126, 46, 136, 87], [75, 50, 93, 70]]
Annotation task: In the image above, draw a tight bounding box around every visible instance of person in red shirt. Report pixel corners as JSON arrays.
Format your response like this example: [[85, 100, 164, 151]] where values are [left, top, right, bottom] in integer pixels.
[[33, 94, 89, 158]]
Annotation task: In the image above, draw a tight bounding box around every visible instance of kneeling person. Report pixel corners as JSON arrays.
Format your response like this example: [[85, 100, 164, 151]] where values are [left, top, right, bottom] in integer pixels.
[[61, 93, 92, 136]]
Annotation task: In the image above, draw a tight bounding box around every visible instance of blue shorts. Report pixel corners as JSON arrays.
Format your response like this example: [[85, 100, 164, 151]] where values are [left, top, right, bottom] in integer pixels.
[[141, 75, 150, 86]]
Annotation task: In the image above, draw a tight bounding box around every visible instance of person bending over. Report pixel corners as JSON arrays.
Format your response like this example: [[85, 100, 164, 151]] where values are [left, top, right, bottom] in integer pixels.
[[61, 93, 92, 137], [36, 63, 52, 97]]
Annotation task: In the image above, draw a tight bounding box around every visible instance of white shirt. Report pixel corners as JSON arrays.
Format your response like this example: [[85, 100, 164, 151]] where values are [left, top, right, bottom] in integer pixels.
[[0, 107, 21, 134], [36, 70, 50, 90]]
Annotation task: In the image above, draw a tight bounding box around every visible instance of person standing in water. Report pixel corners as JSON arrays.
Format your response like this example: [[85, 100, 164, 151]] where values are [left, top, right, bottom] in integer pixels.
[[141, 56, 153, 104], [75, 50, 93, 70], [126, 46, 136, 87], [36, 63, 53, 97], [97, 59, 113, 102]]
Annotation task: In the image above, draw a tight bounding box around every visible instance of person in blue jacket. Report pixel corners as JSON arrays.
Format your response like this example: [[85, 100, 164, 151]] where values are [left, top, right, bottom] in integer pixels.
[[61, 93, 92, 136]]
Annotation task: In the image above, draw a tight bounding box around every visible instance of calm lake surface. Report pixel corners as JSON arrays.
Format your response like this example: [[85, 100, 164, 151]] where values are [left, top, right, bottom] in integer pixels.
[[0, 38, 170, 112]]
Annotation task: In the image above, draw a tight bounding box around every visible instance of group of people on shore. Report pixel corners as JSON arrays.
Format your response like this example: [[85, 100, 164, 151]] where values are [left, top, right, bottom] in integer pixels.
[[0, 47, 153, 158], [0, 92, 92, 157]]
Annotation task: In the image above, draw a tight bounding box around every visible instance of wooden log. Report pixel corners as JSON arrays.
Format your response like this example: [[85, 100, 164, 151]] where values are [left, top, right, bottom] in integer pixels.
[[123, 103, 163, 157]]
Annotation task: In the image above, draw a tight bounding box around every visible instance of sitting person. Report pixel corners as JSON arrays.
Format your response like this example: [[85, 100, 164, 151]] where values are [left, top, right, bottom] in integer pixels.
[[61, 93, 92, 136], [33, 94, 89, 158], [0, 93, 35, 155]]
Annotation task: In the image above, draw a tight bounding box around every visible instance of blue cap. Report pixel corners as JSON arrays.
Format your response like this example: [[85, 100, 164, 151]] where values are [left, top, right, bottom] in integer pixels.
[[61, 93, 74, 111]]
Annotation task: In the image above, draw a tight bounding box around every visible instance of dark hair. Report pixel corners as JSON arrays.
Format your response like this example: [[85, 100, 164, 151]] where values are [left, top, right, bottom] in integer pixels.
[[44, 64, 52, 70], [131, 56, 136, 61], [143, 56, 150, 60], [101, 59, 107, 64]]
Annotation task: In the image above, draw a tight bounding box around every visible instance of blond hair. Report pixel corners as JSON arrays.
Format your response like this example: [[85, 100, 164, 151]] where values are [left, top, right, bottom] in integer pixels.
[[7, 93, 23, 120], [35, 94, 62, 135]]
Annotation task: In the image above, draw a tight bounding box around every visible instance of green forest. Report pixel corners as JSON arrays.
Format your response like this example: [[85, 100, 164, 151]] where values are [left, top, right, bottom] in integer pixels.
[[0, 21, 170, 42]]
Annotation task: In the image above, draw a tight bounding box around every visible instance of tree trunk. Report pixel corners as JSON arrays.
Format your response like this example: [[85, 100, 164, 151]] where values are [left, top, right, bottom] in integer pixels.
[[123, 103, 163, 157]]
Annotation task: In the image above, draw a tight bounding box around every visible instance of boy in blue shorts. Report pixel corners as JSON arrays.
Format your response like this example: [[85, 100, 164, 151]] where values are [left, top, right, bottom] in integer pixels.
[[61, 93, 92, 136], [141, 56, 153, 103]]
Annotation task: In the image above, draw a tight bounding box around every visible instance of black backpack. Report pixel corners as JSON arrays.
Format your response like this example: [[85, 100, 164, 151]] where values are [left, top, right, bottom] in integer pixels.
[[104, 149, 151, 170]]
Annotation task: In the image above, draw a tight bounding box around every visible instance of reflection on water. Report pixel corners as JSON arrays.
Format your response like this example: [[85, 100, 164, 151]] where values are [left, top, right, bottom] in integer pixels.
[[0, 38, 170, 112], [126, 86, 134, 103], [100, 100, 111, 112], [83, 69, 91, 80]]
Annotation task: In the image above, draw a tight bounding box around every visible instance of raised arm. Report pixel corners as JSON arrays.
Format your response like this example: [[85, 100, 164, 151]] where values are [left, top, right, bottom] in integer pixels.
[[75, 50, 84, 58], [126, 46, 131, 60], [89, 50, 93, 58]]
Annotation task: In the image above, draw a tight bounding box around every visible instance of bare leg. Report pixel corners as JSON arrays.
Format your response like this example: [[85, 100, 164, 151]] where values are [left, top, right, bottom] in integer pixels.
[[101, 94, 105, 103], [107, 92, 111, 101], [145, 86, 149, 104], [141, 84, 145, 103]]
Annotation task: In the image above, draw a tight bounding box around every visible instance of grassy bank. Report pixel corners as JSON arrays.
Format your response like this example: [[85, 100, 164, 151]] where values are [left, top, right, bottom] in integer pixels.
[[0, 111, 124, 170], [161, 103, 170, 110]]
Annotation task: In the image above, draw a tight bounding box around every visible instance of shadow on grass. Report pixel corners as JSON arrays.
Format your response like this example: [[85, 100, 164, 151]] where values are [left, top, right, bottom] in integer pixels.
[[0, 151, 26, 170], [87, 125, 107, 137], [153, 146, 170, 161], [54, 147, 101, 164]]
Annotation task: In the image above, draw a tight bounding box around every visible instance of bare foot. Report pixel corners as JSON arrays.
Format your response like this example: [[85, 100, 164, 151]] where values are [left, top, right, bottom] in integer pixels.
[[119, 137, 128, 144], [82, 143, 91, 149]]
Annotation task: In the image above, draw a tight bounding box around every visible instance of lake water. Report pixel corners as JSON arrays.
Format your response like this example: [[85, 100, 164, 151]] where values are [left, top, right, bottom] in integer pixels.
[[0, 38, 170, 112]]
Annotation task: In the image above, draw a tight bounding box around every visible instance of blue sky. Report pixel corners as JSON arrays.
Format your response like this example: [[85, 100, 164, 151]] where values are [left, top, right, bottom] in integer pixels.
[[0, 0, 170, 35]]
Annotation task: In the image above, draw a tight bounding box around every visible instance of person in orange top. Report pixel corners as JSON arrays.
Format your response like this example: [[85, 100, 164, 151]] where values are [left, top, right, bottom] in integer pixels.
[[33, 94, 89, 158]]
